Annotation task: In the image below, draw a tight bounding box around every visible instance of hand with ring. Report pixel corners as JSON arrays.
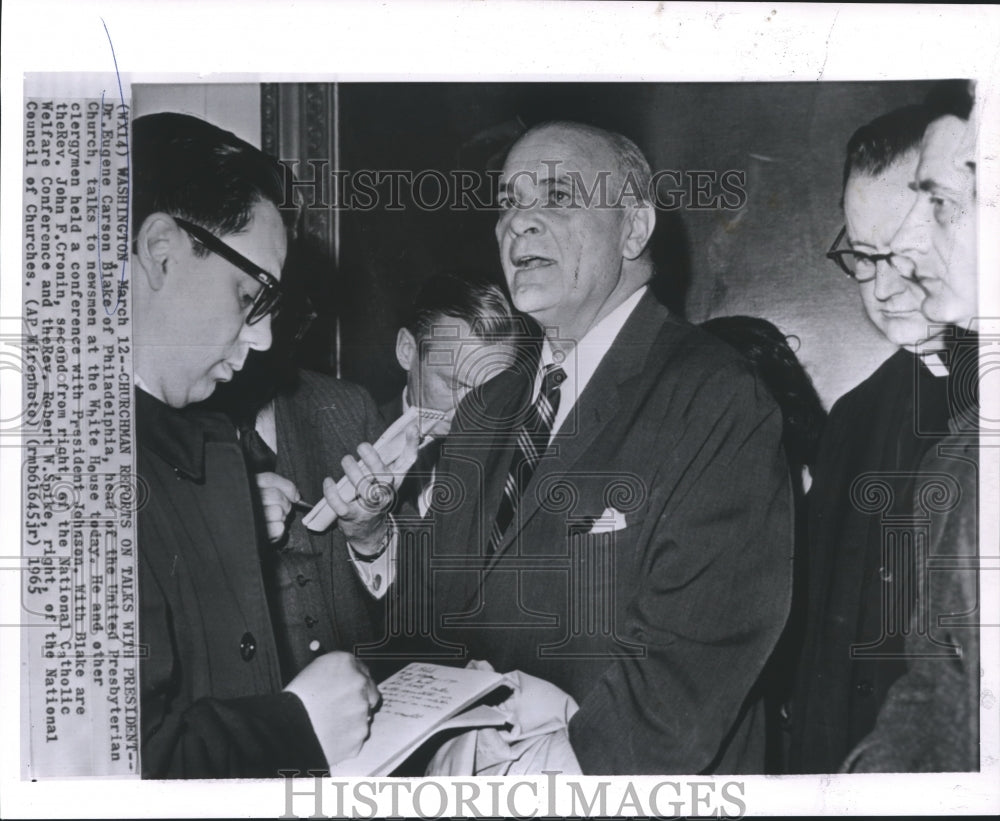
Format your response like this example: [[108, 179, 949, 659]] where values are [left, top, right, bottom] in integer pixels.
[[323, 438, 414, 554]]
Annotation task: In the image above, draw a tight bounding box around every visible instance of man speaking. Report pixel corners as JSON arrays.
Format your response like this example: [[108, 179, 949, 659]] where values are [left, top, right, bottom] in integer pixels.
[[395, 122, 793, 774]]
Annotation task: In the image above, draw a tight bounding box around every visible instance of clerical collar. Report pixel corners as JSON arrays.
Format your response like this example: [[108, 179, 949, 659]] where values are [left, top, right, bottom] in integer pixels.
[[919, 350, 950, 378]]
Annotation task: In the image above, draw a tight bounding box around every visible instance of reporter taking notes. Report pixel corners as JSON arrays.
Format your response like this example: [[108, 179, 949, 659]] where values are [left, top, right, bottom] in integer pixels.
[[132, 112, 381, 778]]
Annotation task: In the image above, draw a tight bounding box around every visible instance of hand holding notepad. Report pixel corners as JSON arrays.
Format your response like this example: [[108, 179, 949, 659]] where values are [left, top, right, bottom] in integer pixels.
[[302, 405, 451, 532]]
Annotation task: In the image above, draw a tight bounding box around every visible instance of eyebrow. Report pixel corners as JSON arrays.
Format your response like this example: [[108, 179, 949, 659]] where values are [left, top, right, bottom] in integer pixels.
[[498, 175, 570, 191], [911, 174, 970, 197]]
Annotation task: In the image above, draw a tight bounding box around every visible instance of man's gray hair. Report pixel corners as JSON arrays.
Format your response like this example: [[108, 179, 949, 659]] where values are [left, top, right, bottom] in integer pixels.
[[527, 120, 653, 206]]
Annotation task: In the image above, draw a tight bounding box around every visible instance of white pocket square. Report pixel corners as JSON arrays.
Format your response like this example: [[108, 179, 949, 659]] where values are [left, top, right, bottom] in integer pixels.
[[586, 507, 628, 534]]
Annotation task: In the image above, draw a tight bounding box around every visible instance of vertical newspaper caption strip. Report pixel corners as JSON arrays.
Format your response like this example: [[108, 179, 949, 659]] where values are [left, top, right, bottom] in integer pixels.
[[22, 97, 138, 777]]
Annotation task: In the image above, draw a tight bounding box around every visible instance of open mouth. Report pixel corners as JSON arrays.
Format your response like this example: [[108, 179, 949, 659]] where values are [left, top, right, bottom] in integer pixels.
[[511, 254, 554, 270]]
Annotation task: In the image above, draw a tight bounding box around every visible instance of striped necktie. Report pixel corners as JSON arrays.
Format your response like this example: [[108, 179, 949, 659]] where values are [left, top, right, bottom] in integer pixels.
[[487, 363, 566, 554]]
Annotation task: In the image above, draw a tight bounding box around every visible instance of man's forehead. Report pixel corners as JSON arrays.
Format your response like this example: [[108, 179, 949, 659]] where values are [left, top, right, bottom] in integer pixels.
[[916, 115, 967, 184], [501, 127, 615, 180], [234, 200, 287, 279], [844, 156, 919, 242], [845, 153, 919, 205], [420, 335, 515, 367]]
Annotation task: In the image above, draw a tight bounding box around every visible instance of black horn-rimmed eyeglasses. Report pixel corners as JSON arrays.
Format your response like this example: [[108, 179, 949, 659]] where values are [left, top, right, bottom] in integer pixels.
[[174, 217, 283, 325], [825, 226, 916, 283]]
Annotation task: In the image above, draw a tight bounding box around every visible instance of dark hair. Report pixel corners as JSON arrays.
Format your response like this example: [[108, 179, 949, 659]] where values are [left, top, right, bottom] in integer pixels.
[[701, 315, 826, 469], [404, 275, 525, 347], [841, 104, 937, 191], [924, 79, 974, 122], [132, 112, 285, 251], [841, 81, 974, 194]]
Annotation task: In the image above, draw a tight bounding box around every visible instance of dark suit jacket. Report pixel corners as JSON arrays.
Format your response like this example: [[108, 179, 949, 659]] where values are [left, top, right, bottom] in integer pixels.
[[137, 389, 325, 778], [789, 349, 955, 772], [841, 330, 980, 773], [843, 433, 980, 772], [266, 370, 387, 679], [400, 292, 793, 774]]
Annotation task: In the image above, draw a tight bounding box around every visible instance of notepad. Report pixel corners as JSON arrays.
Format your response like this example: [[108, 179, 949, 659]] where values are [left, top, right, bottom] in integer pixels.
[[328, 663, 511, 776]]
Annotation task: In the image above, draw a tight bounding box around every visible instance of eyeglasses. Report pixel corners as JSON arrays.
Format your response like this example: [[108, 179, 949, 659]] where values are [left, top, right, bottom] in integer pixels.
[[173, 217, 283, 325], [825, 226, 916, 283]]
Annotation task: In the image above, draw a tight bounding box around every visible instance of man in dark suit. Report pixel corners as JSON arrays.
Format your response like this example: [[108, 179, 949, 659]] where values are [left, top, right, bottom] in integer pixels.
[[132, 113, 383, 777], [342, 121, 794, 774], [843, 94, 980, 772], [788, 100, 972, 772]]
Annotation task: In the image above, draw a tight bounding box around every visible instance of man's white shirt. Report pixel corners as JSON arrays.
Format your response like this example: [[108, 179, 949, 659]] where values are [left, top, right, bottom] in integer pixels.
[[539, 285, 647, 441]]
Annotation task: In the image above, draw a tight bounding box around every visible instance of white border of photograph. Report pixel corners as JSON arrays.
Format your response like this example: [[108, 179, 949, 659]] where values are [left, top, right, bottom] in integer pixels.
[[2, 1, 998, 817]]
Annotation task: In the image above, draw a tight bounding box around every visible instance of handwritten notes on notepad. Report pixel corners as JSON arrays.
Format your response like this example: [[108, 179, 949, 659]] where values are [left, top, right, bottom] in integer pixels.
[[328, 663, 510, 776]]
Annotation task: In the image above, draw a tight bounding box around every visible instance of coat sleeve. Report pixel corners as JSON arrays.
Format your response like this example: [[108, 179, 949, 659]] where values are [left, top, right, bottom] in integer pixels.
[[568, 361, 794, 774], [142, 691, 327, 779]]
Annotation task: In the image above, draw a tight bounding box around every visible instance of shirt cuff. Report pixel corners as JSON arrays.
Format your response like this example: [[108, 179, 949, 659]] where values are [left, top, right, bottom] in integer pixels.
[[347, 521, 397, 599]]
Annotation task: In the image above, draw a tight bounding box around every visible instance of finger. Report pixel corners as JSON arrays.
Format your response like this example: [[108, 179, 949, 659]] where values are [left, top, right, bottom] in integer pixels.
[[359, 439, 411, 492], [256, 471, 301, 501], [366, 679, 381, 711], [262, 507, 287, 543], [341, 452, 392, 511], [263, 499, 290, 521], [322, 476, 353, 517], [260, 491, 293, 523], [350, 659, 379, 707], [388, 425, 420, 480], [357, 442, 390, 475], [342, 453, 374, 488]]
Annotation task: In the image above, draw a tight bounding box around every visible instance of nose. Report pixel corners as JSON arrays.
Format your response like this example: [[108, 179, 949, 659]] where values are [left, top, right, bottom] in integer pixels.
[[498, 203, 543, 238], [871, 260, 907, 301], [891, 197, 933, 259], [241, 313, 273, 352]]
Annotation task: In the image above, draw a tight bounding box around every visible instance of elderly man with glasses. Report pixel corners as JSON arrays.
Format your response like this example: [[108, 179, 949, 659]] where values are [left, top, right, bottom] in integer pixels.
[[786, 100, 975, 774], [132, 113, 404, 778]]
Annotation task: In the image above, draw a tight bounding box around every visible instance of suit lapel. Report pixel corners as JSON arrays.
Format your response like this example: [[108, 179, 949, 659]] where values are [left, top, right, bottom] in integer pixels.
[[431, 366, 532, 611], [488, 293, 669, 565]]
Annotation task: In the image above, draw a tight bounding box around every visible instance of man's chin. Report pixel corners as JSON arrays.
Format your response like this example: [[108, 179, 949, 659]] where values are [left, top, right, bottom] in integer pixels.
[[892, 327, 945, 352], [510, 290, 557, 322], [186, 379, 222, 407]]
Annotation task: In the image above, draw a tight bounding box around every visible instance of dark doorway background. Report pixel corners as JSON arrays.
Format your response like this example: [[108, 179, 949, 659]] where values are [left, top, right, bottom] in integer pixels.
[[261, 81, 941, 409]]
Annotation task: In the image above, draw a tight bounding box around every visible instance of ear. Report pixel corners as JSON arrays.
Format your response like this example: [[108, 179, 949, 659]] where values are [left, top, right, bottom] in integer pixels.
[[622, 204, 656, 261], [134, 213, 184, 291], [395, 327, 416, 372]]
